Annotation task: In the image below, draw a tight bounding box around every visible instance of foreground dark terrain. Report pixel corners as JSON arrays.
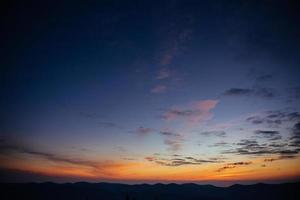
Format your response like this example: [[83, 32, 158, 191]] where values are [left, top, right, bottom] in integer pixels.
[[1, 182, 300, 200]]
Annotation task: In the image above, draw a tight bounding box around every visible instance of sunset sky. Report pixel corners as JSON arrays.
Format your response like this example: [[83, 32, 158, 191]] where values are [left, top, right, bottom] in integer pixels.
[[1, 0, 300, 186]]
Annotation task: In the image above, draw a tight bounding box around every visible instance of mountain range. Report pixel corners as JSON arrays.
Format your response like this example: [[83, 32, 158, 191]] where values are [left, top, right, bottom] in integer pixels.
[[2, 181, 300, 200]]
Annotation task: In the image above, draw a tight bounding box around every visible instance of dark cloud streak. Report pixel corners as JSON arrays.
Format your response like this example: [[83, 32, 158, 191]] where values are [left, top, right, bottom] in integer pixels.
[[0, 144, 100, 169], [145, 155, 224, 167], [223, 87, 275, 99]]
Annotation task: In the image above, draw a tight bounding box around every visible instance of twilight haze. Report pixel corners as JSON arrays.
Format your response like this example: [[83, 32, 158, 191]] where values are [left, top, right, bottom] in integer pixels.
[[1, 0, 300, 186]]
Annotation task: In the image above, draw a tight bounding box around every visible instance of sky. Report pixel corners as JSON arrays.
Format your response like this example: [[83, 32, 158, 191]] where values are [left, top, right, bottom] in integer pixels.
[[1, 0, 300, 186]]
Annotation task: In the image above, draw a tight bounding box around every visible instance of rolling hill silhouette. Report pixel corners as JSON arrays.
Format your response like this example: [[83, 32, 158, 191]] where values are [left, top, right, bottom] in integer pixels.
[[1, 182, 300, 200]]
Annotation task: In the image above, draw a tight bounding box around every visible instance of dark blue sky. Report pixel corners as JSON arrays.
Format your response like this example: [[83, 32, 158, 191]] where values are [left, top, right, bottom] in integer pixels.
[[1, 0, 300, 184]]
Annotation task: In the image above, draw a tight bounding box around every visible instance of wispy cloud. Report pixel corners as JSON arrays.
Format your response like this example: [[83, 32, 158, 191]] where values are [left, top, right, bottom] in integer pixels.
[[156, 68, 171, 80], [162, 100, 218, 125], [151, 18, 193, 94], [256, 74, 273, 82], [0, 142, 141, 179], [216, 161, 252, 172], [200, 131, 226, 137], [246, 110, 300, 127], [223, 87, 275, 98], [160, 130, 180, 137], [151, 84, 167, 93], [164, 138, 183, 151], [0, 144, 100, 169], [134, 126, 155, 136], [224, 88, 253, 96], [115, 146, 127, 152], [286, 86, 300, 102], [159, 29, 192, 66], [145, 154, 223, 167], [264, 155, 297, 162], [209, 141, 229, 147], [290, 122, 300, 148], [247, 68, 273, 82], [223, 69, 276, 99], [254, 130, 281, 140], [221, 137, 300, 157], [78, 111, 102, 119], [159, 128, 184, 151], [292, 122, 300, 136], [99, 122, 121, 129]]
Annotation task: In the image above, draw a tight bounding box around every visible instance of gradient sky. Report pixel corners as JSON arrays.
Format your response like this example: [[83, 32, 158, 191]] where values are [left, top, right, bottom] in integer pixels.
[[1, 0, 300, 186]]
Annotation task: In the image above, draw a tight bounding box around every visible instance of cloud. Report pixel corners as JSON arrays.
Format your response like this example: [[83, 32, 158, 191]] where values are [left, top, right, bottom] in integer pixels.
[[151, 84, 167, 93], [254, 87, 275, 98], [159, 29, 192, 66], [269, 135, 283, 141], [264, 158, 276, 162], [156, 68, 171, 79], [78, 111, 102, 119], [256, 74, 273, 82], [289, 133, 300, 148], [223, 69, 276, 99], [293, 122, 300, 136], [209, 142, 229, 147], [164, 138, 182, 151], [216, 161, 252, 172], [254, 130, 281, 140], [115, 146, 127, 152], [134, 127, 154, 136], [162, 100, 218, 125], [222, 137, 299, 157], [289, 121, 300, 149], [246, 110, 300, 127], [0, 142, 142, 179], [223, 87, 275, 98], [122, 157, 136, 161], [229, 161, 252, 166], [160, 47, 177, 66], [200, 131, 226, 137], [264, 155, 298, 162], [0, 144, 100, 169], [287, 86, 300, 102], [151, 19, 193, 93], [145, 154, 222, 167], [159, 128, 184, 151], [247, 69, 273, 82], [224, 88, 253, 96], [99, 122, 120, 129], [268, 143, 286, 148], [145, 156, 156, 162], [160, 131, 180, 137], [216, 165, 236, 172], [194, 100, 219, 111], [162, 109, 194, 120], [289, 112, 300, 121], [151, 20, 193, 93]]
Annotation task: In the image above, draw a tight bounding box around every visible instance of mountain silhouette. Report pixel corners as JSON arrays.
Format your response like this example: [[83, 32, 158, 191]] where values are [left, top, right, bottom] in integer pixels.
[[1, 182, 299, 200]]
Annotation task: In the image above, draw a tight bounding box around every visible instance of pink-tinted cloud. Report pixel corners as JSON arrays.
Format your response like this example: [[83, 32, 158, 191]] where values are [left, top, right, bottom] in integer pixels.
[[162, 109, 193, 120], [189, 100, 219, 124], [162, 100, 219, 125], [193, 100, 218, 111], [151, 84, 167, 93]]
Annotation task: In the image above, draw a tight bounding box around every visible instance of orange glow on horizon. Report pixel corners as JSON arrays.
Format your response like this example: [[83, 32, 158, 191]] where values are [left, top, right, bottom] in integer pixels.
[[2, 153, 300, 183]]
